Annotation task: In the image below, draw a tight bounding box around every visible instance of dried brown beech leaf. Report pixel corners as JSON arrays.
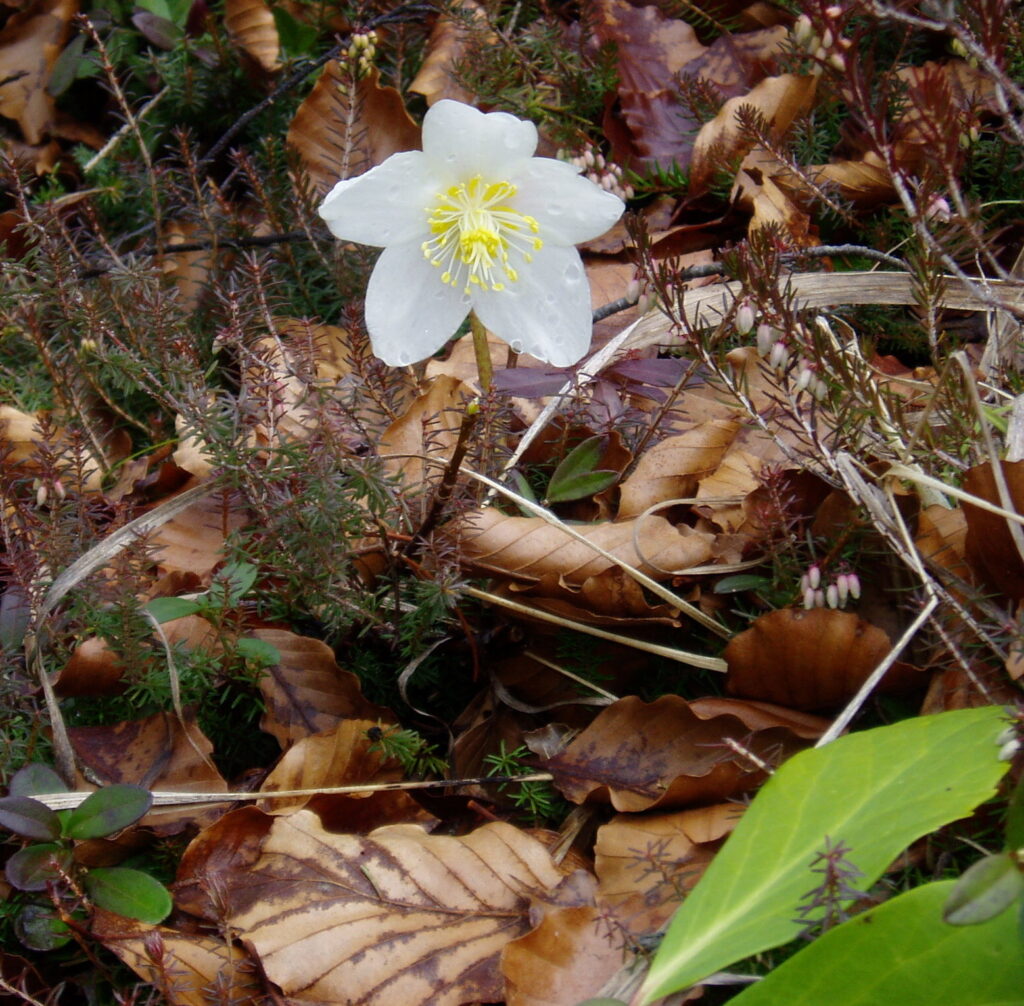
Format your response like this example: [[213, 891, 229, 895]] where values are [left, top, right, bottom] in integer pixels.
[[162, 220, 215, 312], [545, 695, 820, 812], [380, 374, 475, 494], [962, 460, 1024, 601], [694, 447, 763, 533], [225, 0, 280, 72], [148, 489, 249, 578], [68, 709, 229, 835], [689, 73, 817, 193], [0, 404, 110, 492], [409, 0, 490, 105], [618, 419, 741, 519], [287, 63, 420, 195], [55, 637, 127, 697], [257, 719, 404, 815], [593, 0, 706, 170], [507, 568, 680, 622], [916, 503, 971, 586], [734, 148, 816, 244], [0, 0, 75, 145], [447, 508, 715, 585], [689, 26, 789, 98], [256, 628, 394, 748], [501, 905, 623, 1005], [216, 813, 575, 1005], [594, 803, 741, 935], [91, 909, 263, 1006], [725, 608, 920, 710]]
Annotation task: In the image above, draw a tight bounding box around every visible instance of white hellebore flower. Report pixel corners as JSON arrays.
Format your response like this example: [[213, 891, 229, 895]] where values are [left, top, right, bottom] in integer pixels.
[[318, 99, 625, 367]]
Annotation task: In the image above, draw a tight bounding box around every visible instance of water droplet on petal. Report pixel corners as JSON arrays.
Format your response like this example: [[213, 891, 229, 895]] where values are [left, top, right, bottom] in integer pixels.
[[563, 262, 583, 283], [397, 352, 411, 365], [510, 339, 523, 352], [446, 154, 458, 165], [546, 203, 564, 216]]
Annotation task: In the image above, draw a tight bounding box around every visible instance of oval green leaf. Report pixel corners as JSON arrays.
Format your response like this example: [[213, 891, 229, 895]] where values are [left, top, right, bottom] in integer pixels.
[[943, 852, 1024, 926], [83, 867, 173, 923], [545, 436, 619, 504], [5, 843, 73, 891], [143, 596, 202, 623], [0, 795, 62, 840], [639, 706, 1012, 1003], [15, 904, 72, 951], [8, 764, 68, 798], [64, 784, 152, 840], [728, 881, 1024, 1006], [236, 636, 281, 666]]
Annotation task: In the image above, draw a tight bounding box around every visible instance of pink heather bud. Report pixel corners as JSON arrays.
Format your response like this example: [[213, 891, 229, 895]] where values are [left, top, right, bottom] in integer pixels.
[[795, 362, 814, 393], [820, 28, 834, 49], [999, 738, 1021, 762], [826, 583, 840, 608], [35, 480, 47, 508], [623, 184, 635, 200], [800, 572, 809, 593], [595, 153, 606, 170], [769, 340, 789, 371], [793, 14, 814, 47], [824, 5, 843, 18], [925, 194, 952, 223], [828, 51, 846, 72], [583, 149, 595, 168], [600, 174, 614, 191], [803, 586, 817, 609], [736, 302, 756, 334], [814, 588, 825, 608], [847, 573, 861, 600], [811, 376, 829, 401], [625, 277, 643, 304], [807, 564, 821, 590], [836, 573, 850, 606]]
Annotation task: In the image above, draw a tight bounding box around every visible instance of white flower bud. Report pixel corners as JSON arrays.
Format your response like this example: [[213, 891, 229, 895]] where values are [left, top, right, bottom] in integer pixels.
[[803, 586, 817, 609], [35, 480, 47, 508], [736, 302, 756, 335], [807, 564, 821, 590], [821, 28, 834, 49], [999, 738, 1020, 761], [814, 588, 825, 608], [795, 362, 814, 393], [826, 583, 840, 608], [769, 340, 789, 371], [836, 573, 850, 606], [847, 573, 861, 599], [828, 51, 847, 72], [792, 14, 814, 48]]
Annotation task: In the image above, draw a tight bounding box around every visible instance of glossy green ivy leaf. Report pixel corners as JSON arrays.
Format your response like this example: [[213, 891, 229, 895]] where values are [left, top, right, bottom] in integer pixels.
[[8, 764, 67, 798], [639, 706, 1011, 1003], [943, 852, 1024, 926], [64, 784, 152, 840], [83, 867, 173, 924], [728, 880, 1024, 1005], [544, 436, 619, 504], [5, 843, 73, 891], [0, 795, 62, 841], [15, 904, 72, 951]]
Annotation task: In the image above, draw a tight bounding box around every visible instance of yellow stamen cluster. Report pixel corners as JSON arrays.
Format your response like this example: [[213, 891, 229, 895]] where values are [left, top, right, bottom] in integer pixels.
[[422, 176, 543, 296]]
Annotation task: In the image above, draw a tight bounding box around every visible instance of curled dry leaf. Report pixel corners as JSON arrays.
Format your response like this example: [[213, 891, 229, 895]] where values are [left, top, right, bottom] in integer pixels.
[[961, 460, 1024, 601], [447, 508, 715, 585], [507, 567, 681, 622], [224, 0, 280, 73], [0, 0, 75, 145], [380, 374, 474, 493], [68, 709, 228, 835], [287, 63, 420, 195], [91, 909, 263, 1006], [545, 695, 823, 812], [257, 718, 404, 815], [501, 905, 623, 1006], [617, 419, 741, 519], [255, 628, 394, 748], [725, 608, 921, 711], [694, 447, 763, 533], [689, 73, 818, 193], [409, 0, 490, 106], [210, 812, 579, 1006], [0, 404, 109, 492], [148, 489, 249, 578], [593, 0, 706, 170], [594, 803, 741, 935]]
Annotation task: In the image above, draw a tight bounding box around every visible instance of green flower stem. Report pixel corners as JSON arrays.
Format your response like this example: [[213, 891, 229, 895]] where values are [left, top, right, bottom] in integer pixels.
[[470, 311, 492, 391]]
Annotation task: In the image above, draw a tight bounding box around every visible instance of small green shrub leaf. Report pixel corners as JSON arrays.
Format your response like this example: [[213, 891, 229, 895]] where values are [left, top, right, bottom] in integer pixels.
[[8, 764, 68, 798], [0, 795, 62, 840], [236, 636, 282, 665], [639, 706, 1011, 1003], [545, 436, 619, 503], [143, 596, 202, 622], [216, 560, 259, 605], [943, 852, 1024, 926], [15, 904, 72, 951], [64, 785, 152, 840], [5, 843, 72, 891], [1005, 774, 1024, 851], [727, 881, 1024, 1005], [83, 867, 173, 923], [713, 574, 771, 594]]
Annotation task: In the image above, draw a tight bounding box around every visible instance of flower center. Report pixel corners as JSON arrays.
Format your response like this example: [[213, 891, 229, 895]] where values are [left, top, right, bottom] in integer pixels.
[[422, 176, 543, 296]]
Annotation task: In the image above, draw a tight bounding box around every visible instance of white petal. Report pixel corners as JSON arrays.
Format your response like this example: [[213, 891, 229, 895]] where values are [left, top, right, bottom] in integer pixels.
[[318, 151, 435, 247], [365, 242, 471, 365], [422, 100, 538, 182], [510, 158, 625, 245], [471, 244, 593, 367]]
